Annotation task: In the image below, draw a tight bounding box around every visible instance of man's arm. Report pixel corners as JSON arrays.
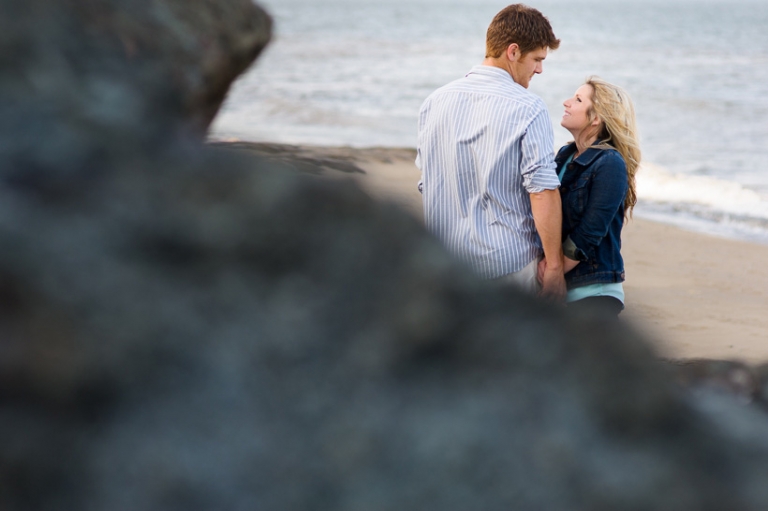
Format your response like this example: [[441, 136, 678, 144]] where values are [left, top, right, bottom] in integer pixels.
[[530, 189, 566, 301]]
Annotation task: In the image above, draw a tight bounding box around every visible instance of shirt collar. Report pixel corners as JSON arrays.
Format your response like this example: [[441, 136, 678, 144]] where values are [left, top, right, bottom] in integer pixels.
[[466, 65, 516, 84]]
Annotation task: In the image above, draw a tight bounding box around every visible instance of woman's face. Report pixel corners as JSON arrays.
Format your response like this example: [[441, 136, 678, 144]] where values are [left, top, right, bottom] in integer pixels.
[[561, 84, 595, 133]]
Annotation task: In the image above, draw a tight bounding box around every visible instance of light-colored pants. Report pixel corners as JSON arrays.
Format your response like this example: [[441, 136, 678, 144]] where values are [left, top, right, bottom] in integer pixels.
[[495, 256, 541, 295]]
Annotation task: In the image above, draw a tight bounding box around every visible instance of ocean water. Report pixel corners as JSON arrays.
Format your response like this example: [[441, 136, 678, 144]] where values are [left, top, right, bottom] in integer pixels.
[[210, 0, 768, 244]]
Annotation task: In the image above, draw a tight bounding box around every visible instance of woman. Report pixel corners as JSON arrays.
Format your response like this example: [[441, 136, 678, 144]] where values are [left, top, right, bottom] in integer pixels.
[[545, 77, 641, 316]]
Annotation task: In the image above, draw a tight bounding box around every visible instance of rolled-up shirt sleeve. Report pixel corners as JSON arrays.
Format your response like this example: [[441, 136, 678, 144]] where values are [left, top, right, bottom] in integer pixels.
[[520, 107, 560, 194], [563, 235, 588, 261]]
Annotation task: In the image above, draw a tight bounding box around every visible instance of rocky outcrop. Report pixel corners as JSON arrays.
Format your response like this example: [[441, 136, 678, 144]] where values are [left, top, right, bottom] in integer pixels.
[[6, 137, 768, 510], [4, 1, 768, 510], [669, 358, 768, 407], [157, 0, 273, 132], [0, 0, 271, 153]]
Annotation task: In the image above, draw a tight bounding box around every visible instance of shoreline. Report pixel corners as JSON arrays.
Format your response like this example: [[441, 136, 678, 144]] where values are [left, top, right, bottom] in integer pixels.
[[212, 141, 768, 363]]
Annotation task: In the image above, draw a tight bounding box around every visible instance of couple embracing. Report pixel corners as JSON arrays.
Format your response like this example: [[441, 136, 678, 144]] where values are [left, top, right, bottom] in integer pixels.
[[416, 4, 641, 318]]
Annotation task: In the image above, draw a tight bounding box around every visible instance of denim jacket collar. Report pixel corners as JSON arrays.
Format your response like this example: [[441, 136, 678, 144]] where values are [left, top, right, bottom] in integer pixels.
[[556, 140, 607, 167]]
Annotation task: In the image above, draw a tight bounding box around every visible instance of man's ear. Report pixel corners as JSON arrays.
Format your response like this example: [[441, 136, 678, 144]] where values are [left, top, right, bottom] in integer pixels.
[[506, 43, 520, 62]]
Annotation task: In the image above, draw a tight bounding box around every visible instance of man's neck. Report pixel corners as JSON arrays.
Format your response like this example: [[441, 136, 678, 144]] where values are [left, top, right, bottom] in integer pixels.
[[482, 57, 514, 80], [482, 56, 517, 83]]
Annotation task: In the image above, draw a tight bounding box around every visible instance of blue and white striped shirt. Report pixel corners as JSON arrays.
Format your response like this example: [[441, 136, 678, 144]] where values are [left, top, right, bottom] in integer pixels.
[[416, 65, 560, 279]]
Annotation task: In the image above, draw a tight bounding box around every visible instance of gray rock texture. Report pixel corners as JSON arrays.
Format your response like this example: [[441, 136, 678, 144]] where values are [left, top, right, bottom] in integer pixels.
[[4, 1, 768, 510], [0, 0, 271, 160]]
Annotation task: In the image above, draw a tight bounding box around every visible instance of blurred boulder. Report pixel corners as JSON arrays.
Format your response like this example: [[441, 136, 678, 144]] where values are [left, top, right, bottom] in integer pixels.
[[5, 0, 768, 510], [669, 358, 768, 412], [6, 141, 768, 510], [669, 358, 759, 404], [0, 0, 271, 164]]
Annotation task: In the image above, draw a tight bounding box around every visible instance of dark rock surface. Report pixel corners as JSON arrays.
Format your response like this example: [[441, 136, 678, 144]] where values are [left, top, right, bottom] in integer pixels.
[[4, 1, 768, 510], [669, 358, 768, 408], [0, 0, 271, 158], [209, 141, 368, 175]]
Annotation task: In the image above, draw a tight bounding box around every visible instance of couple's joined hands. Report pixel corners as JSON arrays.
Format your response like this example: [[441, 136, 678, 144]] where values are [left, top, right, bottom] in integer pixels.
[[537, 256, 581, 302], [537, 257, 566, 302], [536, 258, 566, 302]]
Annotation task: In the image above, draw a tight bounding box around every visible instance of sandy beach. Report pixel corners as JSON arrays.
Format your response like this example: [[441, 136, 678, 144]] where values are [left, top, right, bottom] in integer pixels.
[[216, 142, 768, 363]]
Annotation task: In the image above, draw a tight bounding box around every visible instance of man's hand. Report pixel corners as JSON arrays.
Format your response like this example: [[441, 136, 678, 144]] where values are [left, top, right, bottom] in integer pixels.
[[537, 257, 547, 284], [530, 188, 566, 302], [537, 257, 566, 301]]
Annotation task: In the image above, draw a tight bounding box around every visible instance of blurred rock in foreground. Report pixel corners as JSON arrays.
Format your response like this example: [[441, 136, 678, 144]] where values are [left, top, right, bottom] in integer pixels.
[[4, 1, 768, 510], [0, 0, 270, 160]]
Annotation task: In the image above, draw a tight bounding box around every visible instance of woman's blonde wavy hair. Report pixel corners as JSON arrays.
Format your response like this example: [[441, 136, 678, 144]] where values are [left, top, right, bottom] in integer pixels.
[[583, 76, 641, 219]]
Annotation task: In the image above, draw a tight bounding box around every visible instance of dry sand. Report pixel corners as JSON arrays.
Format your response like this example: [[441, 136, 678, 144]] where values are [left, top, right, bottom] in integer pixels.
[[215, 142, 768, 363]]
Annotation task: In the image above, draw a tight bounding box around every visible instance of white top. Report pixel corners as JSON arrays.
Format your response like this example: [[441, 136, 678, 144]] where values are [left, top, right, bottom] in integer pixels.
[[416, 65, 560, 278]]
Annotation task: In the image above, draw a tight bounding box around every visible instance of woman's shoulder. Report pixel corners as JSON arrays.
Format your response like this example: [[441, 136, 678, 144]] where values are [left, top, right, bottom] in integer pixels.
[[592, 149, 629, 190], [593, 147, 627, 170]]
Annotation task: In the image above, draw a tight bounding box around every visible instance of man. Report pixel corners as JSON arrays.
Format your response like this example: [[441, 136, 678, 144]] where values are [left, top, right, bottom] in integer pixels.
[[416, 4, 565, 300]]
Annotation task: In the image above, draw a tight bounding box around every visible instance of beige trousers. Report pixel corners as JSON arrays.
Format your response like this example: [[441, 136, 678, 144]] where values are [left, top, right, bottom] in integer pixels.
[[495, 256, 542, 295]]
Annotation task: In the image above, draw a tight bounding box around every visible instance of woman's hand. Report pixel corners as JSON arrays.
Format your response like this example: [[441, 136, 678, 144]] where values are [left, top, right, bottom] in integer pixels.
[[564, 256, 580, 274], [538, 256, 581, 285]]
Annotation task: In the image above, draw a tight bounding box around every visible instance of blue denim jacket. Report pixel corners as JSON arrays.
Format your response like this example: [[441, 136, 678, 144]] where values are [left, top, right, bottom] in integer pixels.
[[555, 142, 628, 289]]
